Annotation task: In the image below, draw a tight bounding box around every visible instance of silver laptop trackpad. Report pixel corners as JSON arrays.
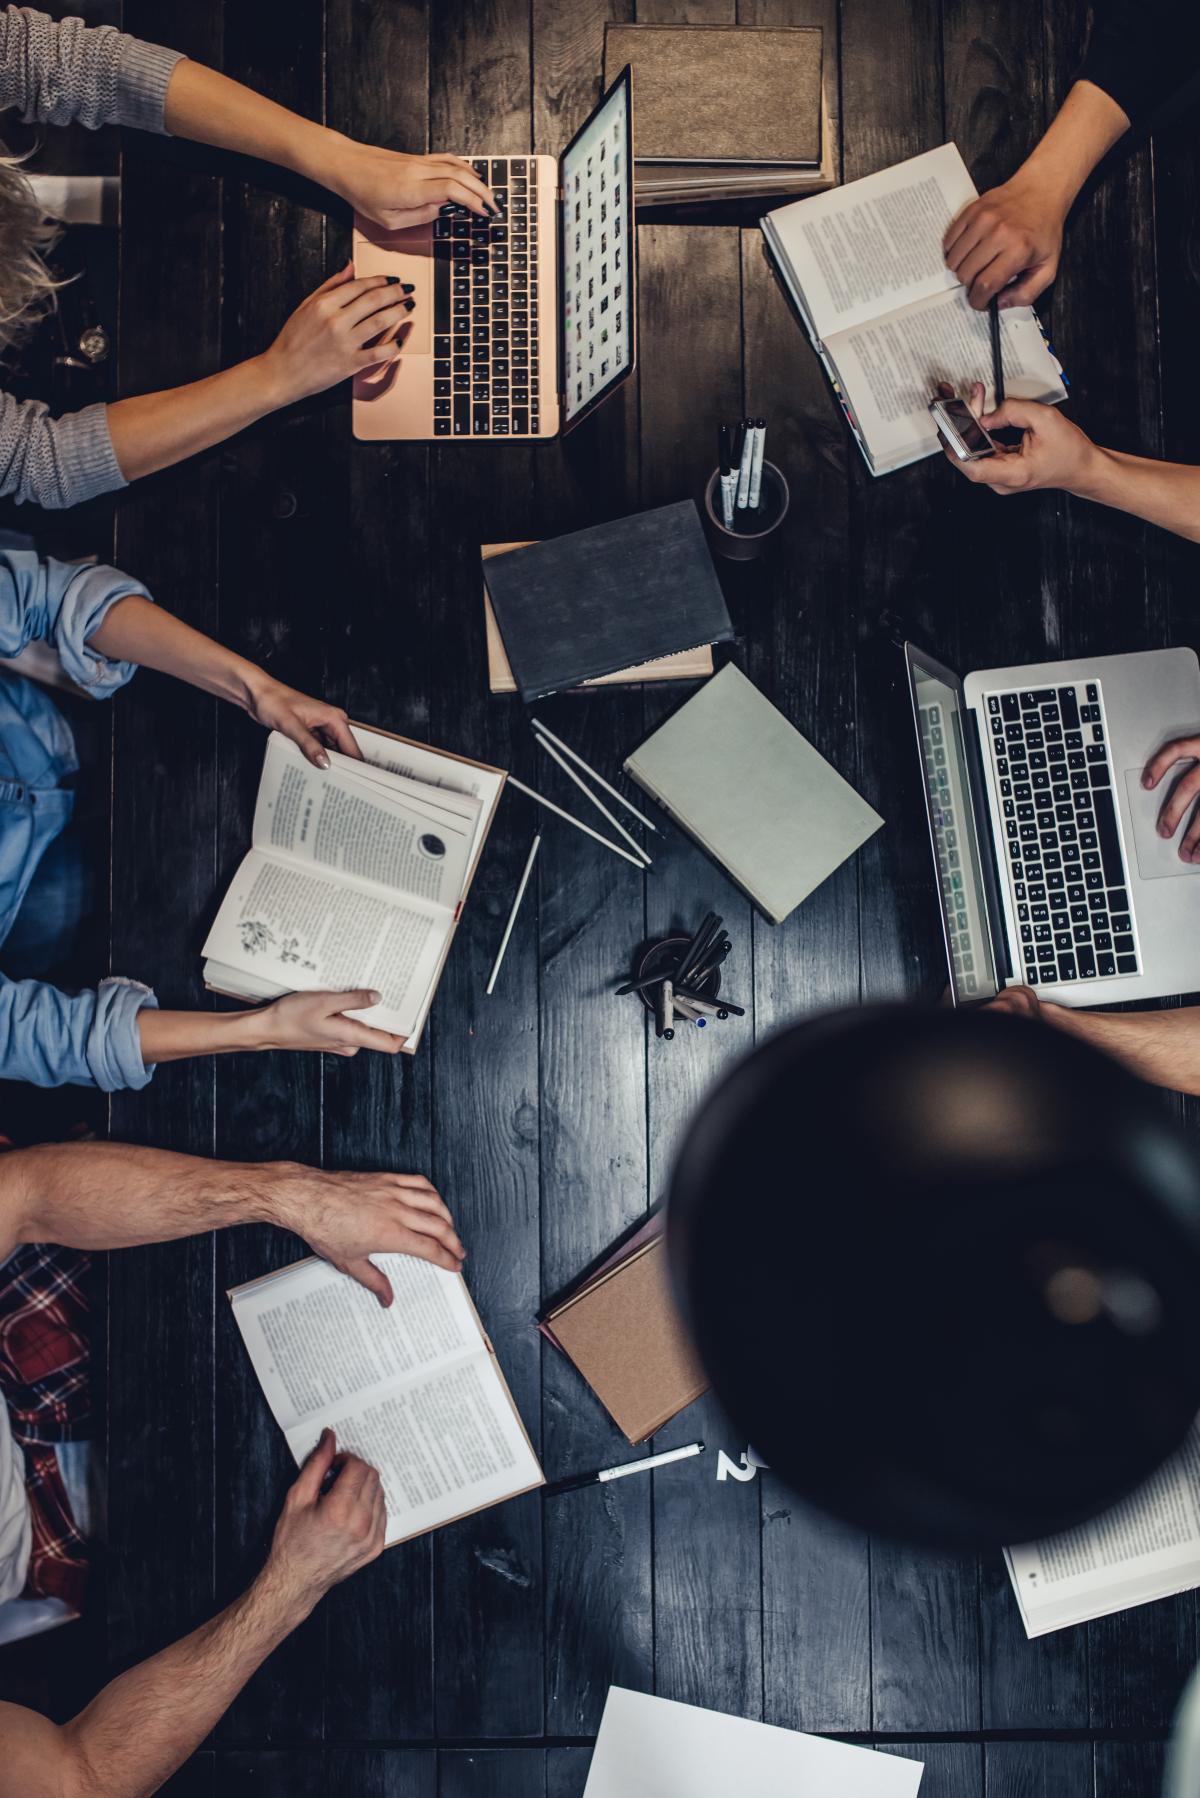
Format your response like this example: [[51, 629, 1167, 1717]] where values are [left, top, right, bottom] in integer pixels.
[[1122, 768, 1200, 880]]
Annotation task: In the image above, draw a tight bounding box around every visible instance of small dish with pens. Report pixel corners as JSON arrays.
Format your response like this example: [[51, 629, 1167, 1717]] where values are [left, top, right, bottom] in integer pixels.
[[617, 913, 743, 1040]]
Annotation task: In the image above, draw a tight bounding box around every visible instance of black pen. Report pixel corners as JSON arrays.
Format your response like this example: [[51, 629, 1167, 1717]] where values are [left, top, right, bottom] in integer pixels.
[[989, 296, 1005, 407], [674, 912, 718, 988], [542, 1441, 705, 1497]]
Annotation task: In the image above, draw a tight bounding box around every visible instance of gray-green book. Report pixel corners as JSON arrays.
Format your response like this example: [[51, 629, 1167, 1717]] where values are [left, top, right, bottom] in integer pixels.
[[623, 666, 883, 925]]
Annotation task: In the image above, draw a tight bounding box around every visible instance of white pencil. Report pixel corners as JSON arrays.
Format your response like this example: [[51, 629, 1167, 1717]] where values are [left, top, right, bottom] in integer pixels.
[[530, 717, 659, 833], [536, 734, 651, 865], [485, 833, 541, 996], [507, 776, 646, 869]]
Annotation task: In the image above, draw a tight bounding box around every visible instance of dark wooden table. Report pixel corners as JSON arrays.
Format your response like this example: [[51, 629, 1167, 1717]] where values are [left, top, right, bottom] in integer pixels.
[[35, 0, 1200, 1792]]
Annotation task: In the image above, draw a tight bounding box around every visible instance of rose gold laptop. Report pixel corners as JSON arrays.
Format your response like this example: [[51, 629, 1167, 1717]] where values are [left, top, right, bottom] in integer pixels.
[[352, 68, 635, 443]]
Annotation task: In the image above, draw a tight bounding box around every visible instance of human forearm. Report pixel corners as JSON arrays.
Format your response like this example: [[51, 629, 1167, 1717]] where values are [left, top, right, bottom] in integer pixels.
[[87, 594, 269, 708], [0, 1140, 299, 1255], [1045, 1003, 1200, 1095], [1068, 445, 1200, 543], [162, 58, 351, 198], [57, 1568, 307, 1798], [105, 357, 293, 484], [1016, 80, 1130, 215]]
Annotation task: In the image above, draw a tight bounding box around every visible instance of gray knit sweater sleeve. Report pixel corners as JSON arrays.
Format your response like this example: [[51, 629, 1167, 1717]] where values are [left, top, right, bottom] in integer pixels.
[[0, 5, 183, 133], [0, 392, 126, 509]]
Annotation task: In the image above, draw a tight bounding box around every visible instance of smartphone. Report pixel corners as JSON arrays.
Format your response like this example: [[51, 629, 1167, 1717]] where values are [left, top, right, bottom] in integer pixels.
[[929, 396, 996, 461]]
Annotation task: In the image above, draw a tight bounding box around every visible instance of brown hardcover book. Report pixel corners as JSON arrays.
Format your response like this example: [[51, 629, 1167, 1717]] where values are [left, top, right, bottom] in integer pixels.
[[482, 543, 714, 693], [604, 23, 822, 167], [541, 1229, 708, 1444], [634, 88, 835, 206]]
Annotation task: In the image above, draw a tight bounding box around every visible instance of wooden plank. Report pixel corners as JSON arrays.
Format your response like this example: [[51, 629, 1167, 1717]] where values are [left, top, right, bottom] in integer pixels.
[[218, 1751, 435, 1795], [424, 0, 547, 1743], [438, 1749, 546, 1798], [318, 0, 437, 1743], [985, 1740, 1093, 1798], [105, 0, 223, 1683], [1093, 1740, 1167, 1798], [1038, 0, 1169, 661], [732, 0, 872, 1738], [980, 1547, 1087, 1729], [522, 0, 654, 1744], [160, 1755, 215, 1798], [878, 1740, 982, 1798], [836, 0, 980, 1738], [633, 206, 761, 1717], [209, 0, 332, 1743], [547, 1748, 592, 1798], [938, 0, 1052, 685], [539, 684, 651, 1737]]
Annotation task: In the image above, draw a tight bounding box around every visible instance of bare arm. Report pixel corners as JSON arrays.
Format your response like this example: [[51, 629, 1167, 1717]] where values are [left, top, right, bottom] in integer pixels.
[[87, 592, 360, 764], [943, 387, 1200, 544], [0, 1431, 384, 1798], [105, 266, 416, 485], [0, 1140, 464, 1296], [987, 987, 1200, 1096], [161, 58, 496, 230], [1068, 446, 1200, 544]]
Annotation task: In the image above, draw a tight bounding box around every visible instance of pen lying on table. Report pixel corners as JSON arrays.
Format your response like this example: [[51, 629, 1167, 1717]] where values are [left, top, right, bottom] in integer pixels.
[[542, 1441, 705, 1497]]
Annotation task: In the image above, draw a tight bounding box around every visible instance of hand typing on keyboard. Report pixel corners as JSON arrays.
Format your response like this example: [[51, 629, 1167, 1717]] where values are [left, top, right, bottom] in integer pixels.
[[1142, 734, 1200, 862], [261, 262, 418, 402], [326, 145, 498, 229]]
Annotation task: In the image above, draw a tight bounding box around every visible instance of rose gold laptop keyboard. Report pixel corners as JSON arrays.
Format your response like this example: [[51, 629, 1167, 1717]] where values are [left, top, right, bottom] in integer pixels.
[[432, 157, 541, 437]]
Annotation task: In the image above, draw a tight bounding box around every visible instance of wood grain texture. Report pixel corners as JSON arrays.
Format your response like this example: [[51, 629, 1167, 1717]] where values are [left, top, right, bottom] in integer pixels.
[[878, 1740, 983, 1798], [320, 0, 439, 1743], [210, 0, 332, 1743], [105, 0, 223, 1685], [985, 1740, 1094, 1798], [635, 212, 759, 1721], [426, 0, 547, 1742]]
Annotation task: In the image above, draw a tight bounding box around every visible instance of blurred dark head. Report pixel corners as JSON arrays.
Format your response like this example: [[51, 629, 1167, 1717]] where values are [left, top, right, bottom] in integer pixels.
[[668, 1006, 1200, 1549]]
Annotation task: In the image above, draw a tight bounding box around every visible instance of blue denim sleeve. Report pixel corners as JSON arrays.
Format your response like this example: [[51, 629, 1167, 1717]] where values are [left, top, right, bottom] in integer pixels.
[[0, 973, 158, 1089], [0, 546, 152, 695]]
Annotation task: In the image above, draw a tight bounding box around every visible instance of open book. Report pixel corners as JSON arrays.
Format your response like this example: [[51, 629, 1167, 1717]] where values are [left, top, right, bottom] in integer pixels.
[[761, 143, 1066, 475], [229, 1254, 543, 1545], [1005, 1417, 1200, 1637], [202, 725, 505, 1052]]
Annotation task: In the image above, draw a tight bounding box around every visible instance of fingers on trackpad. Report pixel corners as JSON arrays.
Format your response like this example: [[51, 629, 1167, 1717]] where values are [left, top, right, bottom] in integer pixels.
[[1122, 768, 1200, 879]]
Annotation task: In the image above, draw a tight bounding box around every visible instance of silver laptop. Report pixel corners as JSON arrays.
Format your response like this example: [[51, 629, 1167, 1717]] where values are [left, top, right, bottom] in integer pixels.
[[905, 641, 1200, 1006]]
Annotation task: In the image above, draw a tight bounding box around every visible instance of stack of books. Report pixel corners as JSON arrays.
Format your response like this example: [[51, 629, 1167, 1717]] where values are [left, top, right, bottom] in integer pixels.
[[603, 23, 833, 208], [480, 500, 733, 701]]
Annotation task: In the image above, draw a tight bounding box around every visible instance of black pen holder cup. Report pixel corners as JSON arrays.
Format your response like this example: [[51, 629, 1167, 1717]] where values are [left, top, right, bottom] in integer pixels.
[[703, 462, 790, 562], [635, 934, 722, 1019]]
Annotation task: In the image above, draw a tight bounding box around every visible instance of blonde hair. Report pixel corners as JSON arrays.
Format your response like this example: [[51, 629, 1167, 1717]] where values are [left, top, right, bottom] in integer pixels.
[[0, 142, 63, 361]]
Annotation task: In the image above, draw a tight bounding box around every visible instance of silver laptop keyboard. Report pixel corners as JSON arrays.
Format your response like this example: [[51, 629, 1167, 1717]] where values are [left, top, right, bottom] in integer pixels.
[[984, 680, 1140, 987], [432, 157, 541, 438], [920, 703, 980, 995]]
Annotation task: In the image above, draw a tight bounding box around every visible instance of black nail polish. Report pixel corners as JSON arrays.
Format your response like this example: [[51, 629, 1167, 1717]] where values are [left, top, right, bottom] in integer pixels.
[[401, 282, 416, 294], [403, 298, 416, 311], [385, 275, 401, 285]]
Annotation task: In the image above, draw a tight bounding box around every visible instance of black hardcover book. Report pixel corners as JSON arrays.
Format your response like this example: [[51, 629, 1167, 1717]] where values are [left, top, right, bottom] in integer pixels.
[[481, 500, 734, 703]]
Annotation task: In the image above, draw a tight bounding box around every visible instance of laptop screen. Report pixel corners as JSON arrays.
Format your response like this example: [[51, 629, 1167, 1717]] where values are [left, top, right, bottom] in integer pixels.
[[907, 647, 999, 1004], [560, 67, 634, 427]]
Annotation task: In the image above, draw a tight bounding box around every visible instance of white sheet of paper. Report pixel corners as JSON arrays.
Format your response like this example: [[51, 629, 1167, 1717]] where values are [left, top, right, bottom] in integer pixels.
[[583, 1689, 923, 1796]]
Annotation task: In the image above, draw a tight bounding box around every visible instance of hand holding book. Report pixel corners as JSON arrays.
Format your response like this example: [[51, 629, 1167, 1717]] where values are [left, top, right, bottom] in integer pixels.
[[138, 988, 408, 1068]]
